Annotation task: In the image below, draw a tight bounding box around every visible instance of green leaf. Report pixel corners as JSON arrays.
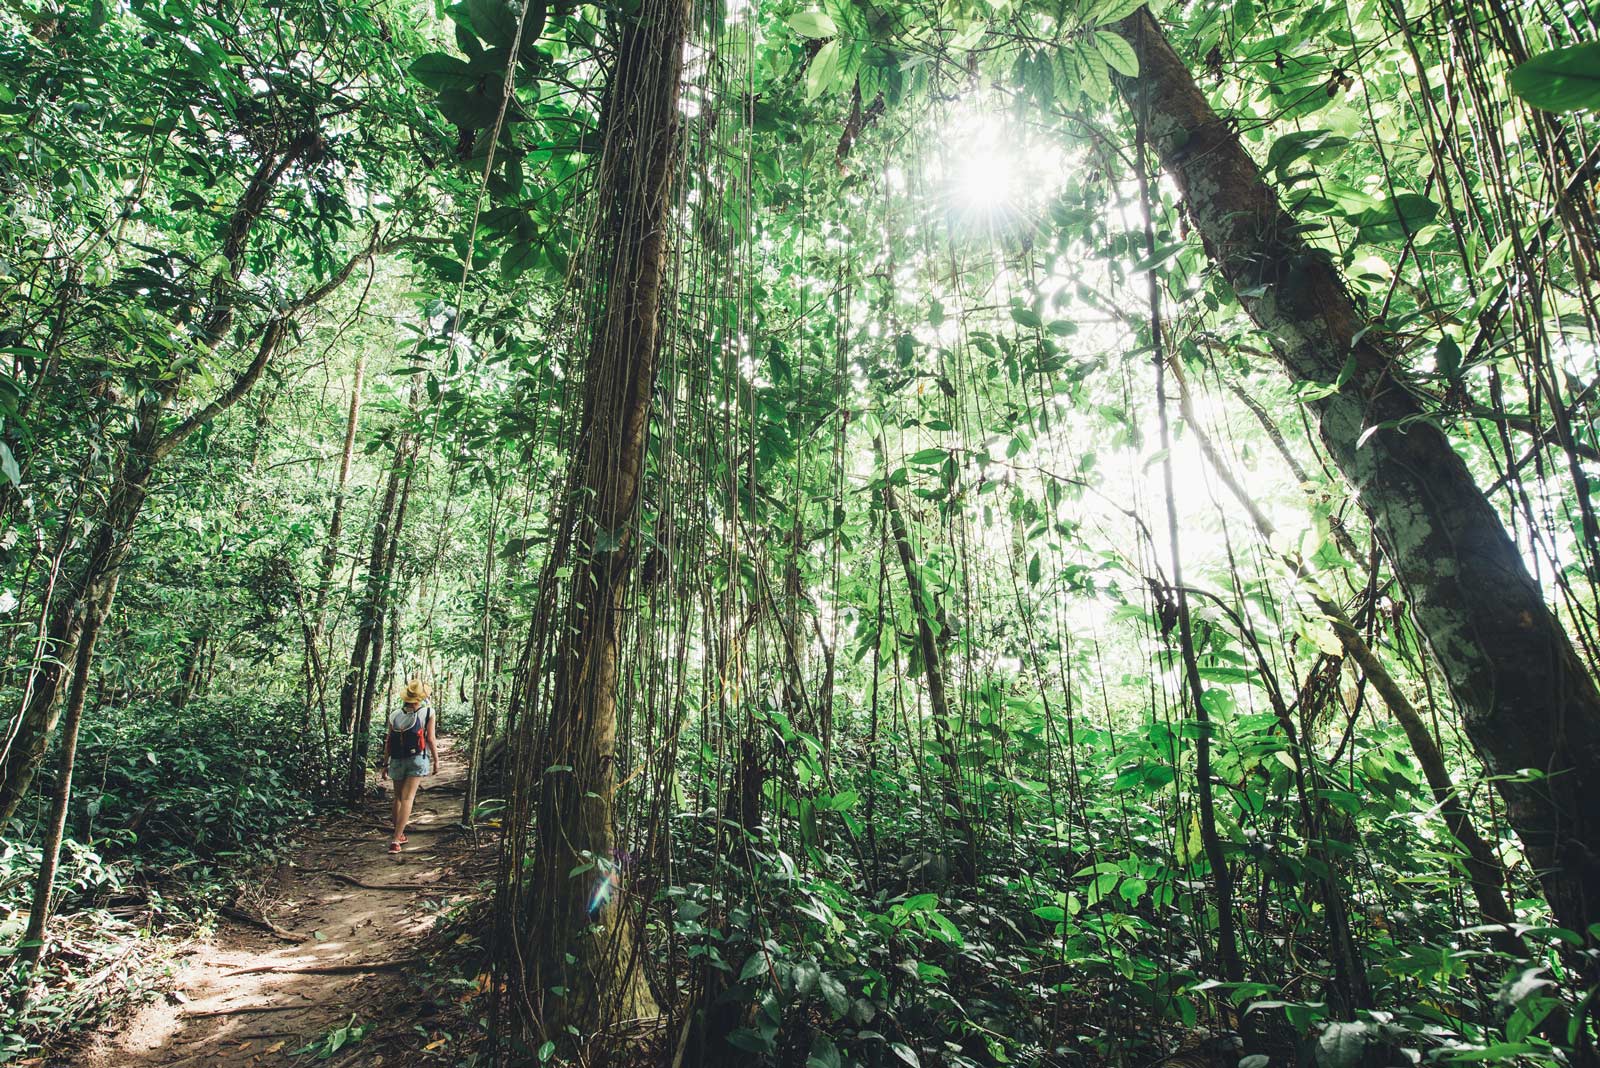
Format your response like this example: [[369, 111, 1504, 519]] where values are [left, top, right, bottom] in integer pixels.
[[728, 1028, 776, 1055], [410, 52, 478, 91], [818, 972, 850, 1016], [467, 0, 520, 48], [926, 911, 963, 946], [1353, 193, 1438, 242], [891, 1043, 921, 1068], [788, 10, 838, 37], [1010, 306, 1042, 328], [1031, 905, 1066, 921], [792, 960, 821, 995], [1435, 334, 1462, 379], [1089, 0, 1145, 24], [1094, 31, 1138, 77], [739, 952, 768, 982], [1265, 129, 1348, 176], [1509, 44, 1600, 113], [0, 443, 19, 488], [1316, 1022, 1376, 1068], [807, 1036, 843, 1068], [500, 241, 541, 280], [1075, 39, 1112, 103], [806, 40, 843, 101]]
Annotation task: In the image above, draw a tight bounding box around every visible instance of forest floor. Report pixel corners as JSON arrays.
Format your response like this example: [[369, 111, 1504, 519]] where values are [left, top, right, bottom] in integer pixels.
[[64, 738, 494, 1068]]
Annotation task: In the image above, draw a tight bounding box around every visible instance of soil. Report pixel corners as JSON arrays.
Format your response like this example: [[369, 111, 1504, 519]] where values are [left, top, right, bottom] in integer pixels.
[[72, 738, 491, 1068]]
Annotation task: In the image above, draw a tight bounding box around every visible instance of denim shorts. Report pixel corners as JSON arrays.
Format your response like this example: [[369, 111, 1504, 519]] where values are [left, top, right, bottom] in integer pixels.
[[389, 753, 430, 780]]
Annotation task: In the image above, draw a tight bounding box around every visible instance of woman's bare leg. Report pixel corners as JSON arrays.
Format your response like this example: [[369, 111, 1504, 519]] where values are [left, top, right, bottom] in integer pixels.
[[393, 774, 423, 843]]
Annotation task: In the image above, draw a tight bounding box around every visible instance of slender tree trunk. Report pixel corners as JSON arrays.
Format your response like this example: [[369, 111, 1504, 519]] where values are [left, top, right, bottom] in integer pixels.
[[1143, 280, 1244, 982], [878, 447, 977, 883], [339, 431, 408, 738], [342, 423, 416, 798], [462, 491, 500, 826], [309, 352, 367, 704], [520, 0, 688, 1033], [1117, 7, 1600, 943], [14, 598, 99, 974]]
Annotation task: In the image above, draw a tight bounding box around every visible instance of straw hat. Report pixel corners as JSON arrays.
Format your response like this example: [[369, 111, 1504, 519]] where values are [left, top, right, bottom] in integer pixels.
[[402, 679, 431, 705]]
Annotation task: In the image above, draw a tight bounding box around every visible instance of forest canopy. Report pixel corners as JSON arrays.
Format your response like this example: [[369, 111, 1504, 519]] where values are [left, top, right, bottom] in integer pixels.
[[1, 0, 1598, 1065]]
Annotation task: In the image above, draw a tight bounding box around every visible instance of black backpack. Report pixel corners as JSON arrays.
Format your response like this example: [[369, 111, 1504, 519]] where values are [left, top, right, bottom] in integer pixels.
[[387, 706, 429, 758]]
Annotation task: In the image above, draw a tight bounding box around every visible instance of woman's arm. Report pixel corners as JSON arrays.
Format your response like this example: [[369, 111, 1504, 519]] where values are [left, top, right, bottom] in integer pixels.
[[427, 712, 439, 772]]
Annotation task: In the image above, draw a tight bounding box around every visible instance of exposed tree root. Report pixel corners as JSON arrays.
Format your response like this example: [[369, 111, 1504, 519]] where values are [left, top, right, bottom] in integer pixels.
[[221, 960, 413, 978]]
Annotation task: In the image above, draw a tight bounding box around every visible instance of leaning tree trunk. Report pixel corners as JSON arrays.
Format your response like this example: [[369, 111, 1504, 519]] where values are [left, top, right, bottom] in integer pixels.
[[0, 131, 344, 825], [520, 0, 688, 1034], [0, 396, 167, 823], [15, 570, 105, 972], [1174, 371, 1519, 938], [1115, 7, 1600, 941]]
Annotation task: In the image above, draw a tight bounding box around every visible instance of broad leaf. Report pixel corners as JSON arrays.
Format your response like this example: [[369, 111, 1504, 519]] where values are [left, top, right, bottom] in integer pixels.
[[788, 10, 838, 38], [1509, 44, 1600, 113]]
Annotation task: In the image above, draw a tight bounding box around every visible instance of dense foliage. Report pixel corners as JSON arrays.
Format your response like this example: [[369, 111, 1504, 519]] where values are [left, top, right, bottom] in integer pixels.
[[1, 0, 1598, 1064]]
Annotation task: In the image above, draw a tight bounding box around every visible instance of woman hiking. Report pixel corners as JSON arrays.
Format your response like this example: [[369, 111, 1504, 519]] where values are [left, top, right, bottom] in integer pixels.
[[380, 679, 438, 853]]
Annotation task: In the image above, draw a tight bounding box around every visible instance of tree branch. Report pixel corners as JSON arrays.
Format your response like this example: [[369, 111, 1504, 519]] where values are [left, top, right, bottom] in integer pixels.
[[153, 233, 388, 461]]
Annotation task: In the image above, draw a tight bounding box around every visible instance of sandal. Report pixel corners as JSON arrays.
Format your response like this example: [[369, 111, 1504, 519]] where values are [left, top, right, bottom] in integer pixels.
[[388, 841, 403, 853]]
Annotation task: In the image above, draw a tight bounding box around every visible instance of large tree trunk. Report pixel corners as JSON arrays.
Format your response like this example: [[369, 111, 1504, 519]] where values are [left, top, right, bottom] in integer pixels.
[[1116, 8, 1600, 941], [1174, 370, 1519, 938], [520, 0, 688, 1034]]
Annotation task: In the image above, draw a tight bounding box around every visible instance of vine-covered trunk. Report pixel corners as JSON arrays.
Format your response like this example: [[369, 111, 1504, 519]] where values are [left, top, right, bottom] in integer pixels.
[[1116, 6, 1600, 941], [520, 0, 688, 1033]]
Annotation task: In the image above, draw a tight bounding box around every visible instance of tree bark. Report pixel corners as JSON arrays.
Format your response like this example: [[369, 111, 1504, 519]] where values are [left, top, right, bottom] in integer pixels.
[[341, 408, 418, 798], [1116, 7, 1600, 944], [461, 490, 500, 826], [519, 0, 688, 1034]]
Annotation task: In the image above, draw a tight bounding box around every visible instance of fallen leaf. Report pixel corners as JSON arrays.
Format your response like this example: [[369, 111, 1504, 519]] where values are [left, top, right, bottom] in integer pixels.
[[265, 1040, 285, 1053]]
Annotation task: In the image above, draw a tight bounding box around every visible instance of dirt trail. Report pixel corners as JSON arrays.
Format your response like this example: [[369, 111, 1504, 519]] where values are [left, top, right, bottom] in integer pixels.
[[78, 738, 488, 1068]]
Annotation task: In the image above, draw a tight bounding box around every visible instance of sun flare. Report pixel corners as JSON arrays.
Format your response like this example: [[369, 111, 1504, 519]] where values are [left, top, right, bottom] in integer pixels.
[[929, 101, 1066, 239]]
